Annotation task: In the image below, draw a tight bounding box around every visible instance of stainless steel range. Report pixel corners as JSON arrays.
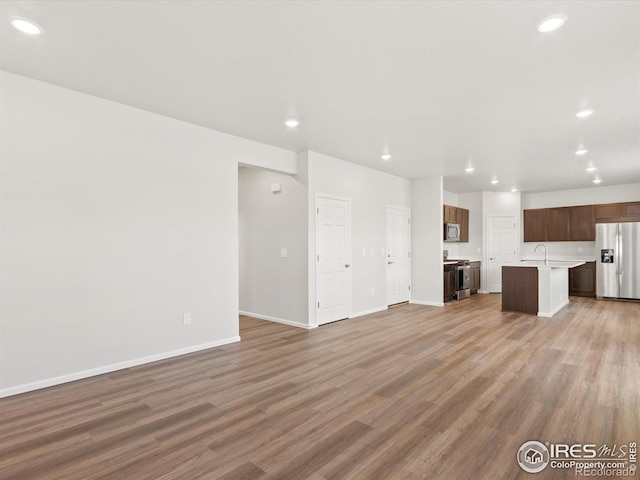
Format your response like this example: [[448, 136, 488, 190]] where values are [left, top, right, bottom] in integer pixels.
[[455, 260, 471, 300]]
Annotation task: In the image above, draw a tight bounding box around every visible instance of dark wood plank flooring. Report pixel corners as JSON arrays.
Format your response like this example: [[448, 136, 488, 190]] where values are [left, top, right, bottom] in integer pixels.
[[0, 295, 638, 479]]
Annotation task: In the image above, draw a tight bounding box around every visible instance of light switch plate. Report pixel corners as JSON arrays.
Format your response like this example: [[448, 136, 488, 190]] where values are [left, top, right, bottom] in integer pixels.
[[280, 248, 288, 258]]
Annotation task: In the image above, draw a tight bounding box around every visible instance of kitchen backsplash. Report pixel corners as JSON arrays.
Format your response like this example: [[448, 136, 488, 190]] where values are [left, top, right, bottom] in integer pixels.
[[447, 241, 596, 262], [445, 243, 482, 260], [520, 241, 596, 261], [445, 240, 594, 262]]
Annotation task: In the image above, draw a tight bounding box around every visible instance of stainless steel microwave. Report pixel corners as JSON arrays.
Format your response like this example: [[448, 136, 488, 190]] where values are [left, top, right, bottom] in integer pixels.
[[444, 223, 461, 242]]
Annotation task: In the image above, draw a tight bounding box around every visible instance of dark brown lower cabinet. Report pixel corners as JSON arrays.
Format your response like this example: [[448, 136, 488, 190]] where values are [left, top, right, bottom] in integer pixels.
[[502, 266, 538, 315], [470, 261, 481, 294], [444, 265, 457, 302], [569, 262, 596, 297]]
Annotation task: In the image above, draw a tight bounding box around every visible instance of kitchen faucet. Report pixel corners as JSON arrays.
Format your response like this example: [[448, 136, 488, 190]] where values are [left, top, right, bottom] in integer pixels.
[[534, 243, 548, 265]]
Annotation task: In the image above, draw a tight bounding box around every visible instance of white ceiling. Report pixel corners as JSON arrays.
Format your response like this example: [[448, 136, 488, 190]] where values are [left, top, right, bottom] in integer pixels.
[[1, 1, 639, 193]]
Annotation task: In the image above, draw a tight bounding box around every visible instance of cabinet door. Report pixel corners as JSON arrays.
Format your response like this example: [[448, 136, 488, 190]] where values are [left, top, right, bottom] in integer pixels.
[[570, 205, 595, 241], [569, 262, 596, 297], [459, 208, 469, 242], [523, 209, 547, 242], [444, 270, 456, 297], [621, 202, 640, 221], [470, 268, 480, 292], [443, 205, 455, 224], [547, 207, 571, 241], [595, 204, 621, 223]]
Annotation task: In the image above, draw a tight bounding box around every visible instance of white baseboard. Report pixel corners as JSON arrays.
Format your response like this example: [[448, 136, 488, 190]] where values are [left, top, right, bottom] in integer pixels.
[[410, 300, 445, 307], [349, 306, 388, 318], [538, 299, 569, 318], [239, 311, 316, 330], [0, 336, 240, 399]]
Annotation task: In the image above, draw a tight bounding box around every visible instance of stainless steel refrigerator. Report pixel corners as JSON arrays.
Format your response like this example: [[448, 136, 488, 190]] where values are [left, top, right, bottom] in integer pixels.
[[595, 222, 640, 300]]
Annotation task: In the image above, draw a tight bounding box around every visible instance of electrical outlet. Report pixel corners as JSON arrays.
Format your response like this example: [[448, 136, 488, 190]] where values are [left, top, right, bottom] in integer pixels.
[[280, 248, 288, 258], [578, 247, 584, 253], [183, 312, 191, 326], [362, 247, 367, 256]]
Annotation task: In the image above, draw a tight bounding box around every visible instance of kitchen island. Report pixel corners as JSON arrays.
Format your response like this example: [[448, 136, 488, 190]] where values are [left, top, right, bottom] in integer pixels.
[[502, 261, 585, 317]]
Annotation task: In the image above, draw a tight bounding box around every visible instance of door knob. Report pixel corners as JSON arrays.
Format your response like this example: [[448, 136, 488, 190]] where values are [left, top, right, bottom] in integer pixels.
[[345, 264, 350, 268], [388, 261, 395, 264]]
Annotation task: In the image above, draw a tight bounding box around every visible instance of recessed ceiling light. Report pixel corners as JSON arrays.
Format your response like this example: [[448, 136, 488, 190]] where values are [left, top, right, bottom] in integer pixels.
[[284, 119, 299, 128], [491, 179, 499, 185], [510, 188, 518, 193], [11, 17, 43, 35], [537, 14, 568, 33], [575, 148, 589, 156], [381, 154, 392, 161], [576, 109, 594, 118], [465, 167, 475, 173], [593, 178, 602, 184], [586, 166, 597, 172]]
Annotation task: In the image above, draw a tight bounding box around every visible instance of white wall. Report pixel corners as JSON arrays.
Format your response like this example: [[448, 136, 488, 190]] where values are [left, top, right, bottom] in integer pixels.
[[483, 191, 522, 217], [411, 177, 444, 306], [0, 71, 295, 396], [238, 167, 308, 327], [304, 151, 411, 323], [443, 190, 458, 206], [522, 183, 640, 209], [521, 183, 640, 261]]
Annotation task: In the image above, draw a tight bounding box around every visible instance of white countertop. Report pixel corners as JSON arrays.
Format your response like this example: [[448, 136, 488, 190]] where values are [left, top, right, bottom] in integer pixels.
[[504, 260, 586, 269], [443, 258, 482, 264]]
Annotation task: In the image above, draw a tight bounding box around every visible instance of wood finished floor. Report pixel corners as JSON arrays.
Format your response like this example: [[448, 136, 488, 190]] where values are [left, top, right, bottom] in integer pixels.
[[1, 294, 638, 480]]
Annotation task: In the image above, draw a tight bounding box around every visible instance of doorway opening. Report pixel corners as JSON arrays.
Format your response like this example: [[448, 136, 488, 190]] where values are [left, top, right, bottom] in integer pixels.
[[238, 166, 308, 329]]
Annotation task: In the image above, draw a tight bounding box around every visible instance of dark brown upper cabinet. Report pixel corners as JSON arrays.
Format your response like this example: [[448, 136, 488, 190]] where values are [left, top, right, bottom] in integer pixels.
[[621, 201, 640, 221], [459, 208, 469, 242], [570, 205, 595, 241], [523, 209, 547, 242], [594, 204, 621, 222], [444, 204, 456, 224], [524, 200, 639, 242], [443, 204, 470, 243], [547, 207, 571, 241]]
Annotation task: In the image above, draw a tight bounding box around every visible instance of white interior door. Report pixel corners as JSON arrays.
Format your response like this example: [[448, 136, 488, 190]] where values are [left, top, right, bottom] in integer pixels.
[[386, 206, 411, 305], [316, 196, 351, 325], [486, 215, 518, 293]]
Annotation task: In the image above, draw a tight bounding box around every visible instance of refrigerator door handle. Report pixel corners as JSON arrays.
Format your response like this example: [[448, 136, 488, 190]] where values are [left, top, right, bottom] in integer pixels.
[[617, 221, 640, 300], [617, 224, 622, 283]]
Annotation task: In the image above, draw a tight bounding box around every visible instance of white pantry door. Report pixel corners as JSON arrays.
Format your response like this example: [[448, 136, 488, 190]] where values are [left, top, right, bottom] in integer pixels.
[[486, 215, 518, 293], [386, 206, 411, 306], [316, 196, 351, 325]]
